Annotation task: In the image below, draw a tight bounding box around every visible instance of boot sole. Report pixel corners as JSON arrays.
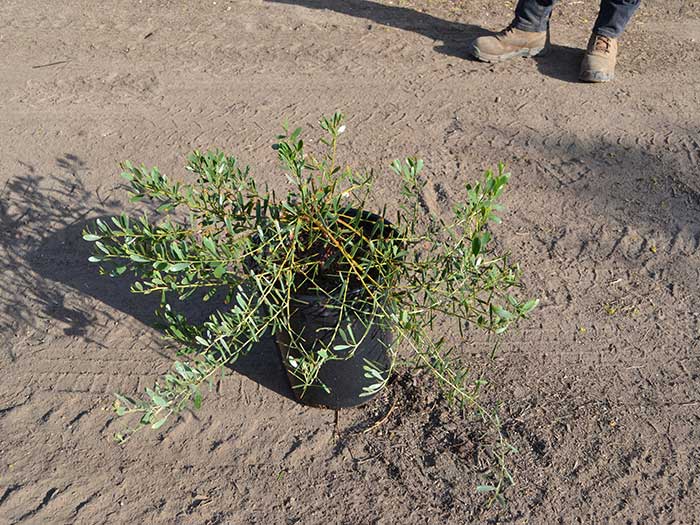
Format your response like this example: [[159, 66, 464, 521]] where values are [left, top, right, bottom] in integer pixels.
[[579, 71, 614, 83], [471, 45, 549, 63]]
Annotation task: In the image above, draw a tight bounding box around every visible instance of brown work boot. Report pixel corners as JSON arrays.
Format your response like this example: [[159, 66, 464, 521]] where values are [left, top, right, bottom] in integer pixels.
[[470, 25, 549, 63], [579, 34, 618, 82]]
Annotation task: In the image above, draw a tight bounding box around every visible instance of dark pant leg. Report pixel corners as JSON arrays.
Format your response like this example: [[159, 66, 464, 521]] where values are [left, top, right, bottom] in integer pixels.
[[513, 0, 557, 33], [593, 0, 641, 38]]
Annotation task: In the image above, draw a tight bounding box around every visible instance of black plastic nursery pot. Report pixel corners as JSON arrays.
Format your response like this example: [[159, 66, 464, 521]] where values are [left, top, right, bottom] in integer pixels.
[[275, 293, 393, 409], [275, 209, 397, 409]]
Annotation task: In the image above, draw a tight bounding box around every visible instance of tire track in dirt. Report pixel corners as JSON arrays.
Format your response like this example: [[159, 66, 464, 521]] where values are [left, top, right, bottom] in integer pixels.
[[2, 484, 72, 524], [437, 108, 700, 377]]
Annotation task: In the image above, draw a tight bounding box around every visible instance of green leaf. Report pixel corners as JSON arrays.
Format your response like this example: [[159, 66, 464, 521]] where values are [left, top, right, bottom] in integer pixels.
[[129, 254, 150, 263], [193, 389, 202, 410], [492, 305, 513, 321], [168, 262, 190, 272], [522, 299, 539, 314], [174, 362, 189, 379], [150, 394, 168, 407], [170, 244, 184, 261], [471, 236, 481, 256], [289, 127, 302, 142], [213, 264, 226, 278], [476, 485, 496, 493], [202, 237, 217, 254], [82, 233, 102, 241], [151, 417, 168, 430]]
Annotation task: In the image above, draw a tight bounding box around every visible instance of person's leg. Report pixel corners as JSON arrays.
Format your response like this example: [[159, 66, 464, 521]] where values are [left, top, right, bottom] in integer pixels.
[[579, 0, 641, 82], [593, 0, 641, 38], [470, 0, 554, 63], [513, 0, 558, 33]]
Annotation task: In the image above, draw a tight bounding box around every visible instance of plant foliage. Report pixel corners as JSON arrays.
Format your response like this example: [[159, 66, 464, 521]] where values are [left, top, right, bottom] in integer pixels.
[[84, 113, 536, 502]]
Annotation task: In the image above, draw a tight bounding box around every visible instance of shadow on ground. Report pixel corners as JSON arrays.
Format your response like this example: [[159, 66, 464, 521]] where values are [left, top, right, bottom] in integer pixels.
[[266, 0, 584, 82], [534, 44, 582, 83], [266, 0, 486, 57], [0, 155, 293, 401]]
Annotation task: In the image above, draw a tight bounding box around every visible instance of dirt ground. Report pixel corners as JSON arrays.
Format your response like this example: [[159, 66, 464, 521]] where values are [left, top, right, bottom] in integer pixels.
[[1, 0, 699, 523]]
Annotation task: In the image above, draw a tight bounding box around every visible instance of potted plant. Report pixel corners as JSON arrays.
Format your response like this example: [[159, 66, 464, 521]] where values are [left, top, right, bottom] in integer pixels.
[[83, 113, 537, 447]]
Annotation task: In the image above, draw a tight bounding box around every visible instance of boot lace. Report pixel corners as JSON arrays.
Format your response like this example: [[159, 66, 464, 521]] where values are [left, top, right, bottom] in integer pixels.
[[593, 35, 613, 54], [498, 23, 516, 37]]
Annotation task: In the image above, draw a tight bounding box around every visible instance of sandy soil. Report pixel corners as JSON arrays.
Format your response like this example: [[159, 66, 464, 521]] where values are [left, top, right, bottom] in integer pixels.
[[1, 0, 700, 523]]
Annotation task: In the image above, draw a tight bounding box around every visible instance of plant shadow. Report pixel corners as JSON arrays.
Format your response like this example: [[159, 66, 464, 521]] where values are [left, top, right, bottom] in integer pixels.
[[32, 216, 295, 401], [1, 155, 294, 401]]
